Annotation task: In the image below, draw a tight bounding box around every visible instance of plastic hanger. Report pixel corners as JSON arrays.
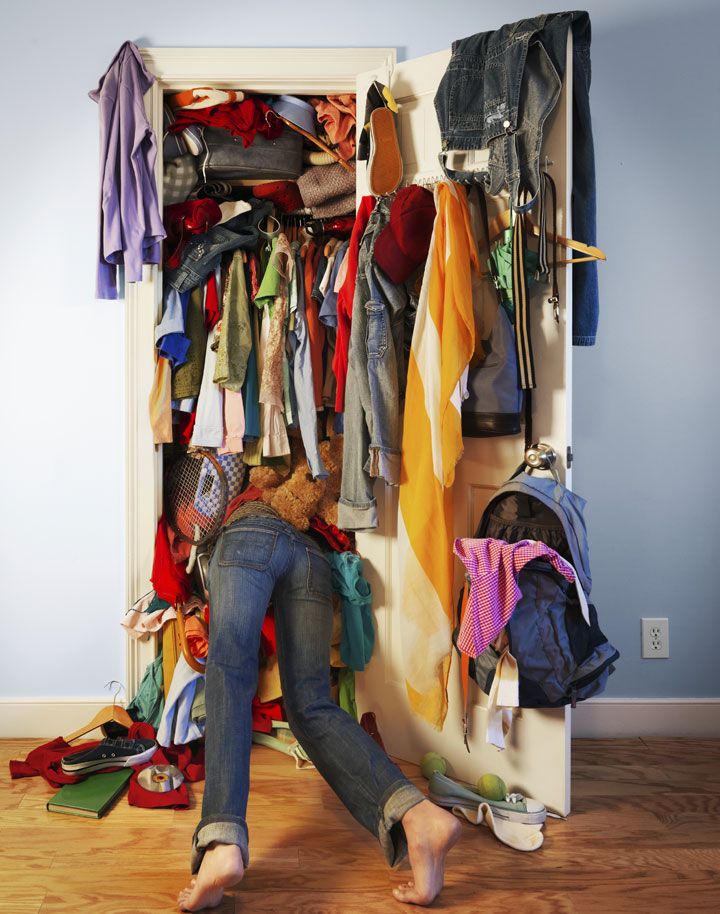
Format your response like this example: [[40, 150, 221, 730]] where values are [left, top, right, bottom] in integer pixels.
[[65, 681, 134, 742], [489, 207, 606, 265]]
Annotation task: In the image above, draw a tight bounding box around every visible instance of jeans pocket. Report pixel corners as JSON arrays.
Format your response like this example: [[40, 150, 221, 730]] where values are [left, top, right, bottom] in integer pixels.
[[219, 528, 277, 570], [365, 301, 388, 360], [448, 61, 511, 138], [306, 548, 331, 599]]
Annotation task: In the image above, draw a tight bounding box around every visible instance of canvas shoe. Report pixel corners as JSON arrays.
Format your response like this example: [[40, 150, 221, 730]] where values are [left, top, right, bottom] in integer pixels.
[[428, 772, 546, 825], [61, 737, 157, 774], [358, 81, 403, 196], [367, 107, 403, 197]]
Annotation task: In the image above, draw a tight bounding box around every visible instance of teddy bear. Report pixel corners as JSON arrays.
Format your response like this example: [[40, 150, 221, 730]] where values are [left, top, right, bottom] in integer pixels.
[[249, 432, 344, 530]]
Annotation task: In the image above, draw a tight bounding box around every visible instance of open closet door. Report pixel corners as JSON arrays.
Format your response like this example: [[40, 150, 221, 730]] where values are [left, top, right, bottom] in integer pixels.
[[354, 43, 574, 816]]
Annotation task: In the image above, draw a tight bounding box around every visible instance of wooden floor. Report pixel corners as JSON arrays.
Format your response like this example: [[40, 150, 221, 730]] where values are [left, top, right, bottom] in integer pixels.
[[1, 738, 719, 913]]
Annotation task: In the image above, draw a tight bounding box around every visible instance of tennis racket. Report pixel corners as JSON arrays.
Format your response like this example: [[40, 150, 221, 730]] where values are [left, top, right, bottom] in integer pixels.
[[164, 448, 230, 546]]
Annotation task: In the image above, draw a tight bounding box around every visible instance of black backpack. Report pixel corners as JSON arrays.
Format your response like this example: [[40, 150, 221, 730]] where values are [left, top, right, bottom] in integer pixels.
[[454, 467, 619, 711]]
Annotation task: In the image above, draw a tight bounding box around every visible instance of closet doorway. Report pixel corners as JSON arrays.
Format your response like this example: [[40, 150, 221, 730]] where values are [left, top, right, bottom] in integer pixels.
[[126, 43, 574, 817]]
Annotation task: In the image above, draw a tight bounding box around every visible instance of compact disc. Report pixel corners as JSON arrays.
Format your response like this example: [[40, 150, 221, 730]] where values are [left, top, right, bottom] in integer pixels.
[[138, 764, 184, 793]]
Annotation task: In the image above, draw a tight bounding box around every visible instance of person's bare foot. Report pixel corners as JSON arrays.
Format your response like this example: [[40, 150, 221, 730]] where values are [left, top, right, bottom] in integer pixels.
[[177, 842, 245, 911], [393, 799, 461, 905]]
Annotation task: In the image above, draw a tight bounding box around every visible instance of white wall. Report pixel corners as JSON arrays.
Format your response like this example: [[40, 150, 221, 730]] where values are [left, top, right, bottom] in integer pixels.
[[1, 0, 718, 706]]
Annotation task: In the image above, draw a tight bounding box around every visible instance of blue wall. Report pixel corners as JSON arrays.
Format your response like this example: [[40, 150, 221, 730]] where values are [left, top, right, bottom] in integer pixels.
[[1, 0, 717, 699]]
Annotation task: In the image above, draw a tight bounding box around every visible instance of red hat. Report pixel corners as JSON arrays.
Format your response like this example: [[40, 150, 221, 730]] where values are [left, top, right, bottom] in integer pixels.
[[373, 185, 436, 284]]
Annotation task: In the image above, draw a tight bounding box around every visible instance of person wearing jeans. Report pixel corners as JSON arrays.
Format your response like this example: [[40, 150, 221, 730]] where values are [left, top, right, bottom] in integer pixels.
[[178, 509, 460, 911]]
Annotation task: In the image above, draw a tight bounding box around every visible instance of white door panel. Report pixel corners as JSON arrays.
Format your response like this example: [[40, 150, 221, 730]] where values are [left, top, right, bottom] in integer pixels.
[[355, 39, 574, 815]]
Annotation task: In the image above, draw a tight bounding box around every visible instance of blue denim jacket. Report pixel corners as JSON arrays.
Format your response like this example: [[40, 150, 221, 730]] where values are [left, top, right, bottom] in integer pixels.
[[165, 200, 272, 293], [434, 11, 599, 345]]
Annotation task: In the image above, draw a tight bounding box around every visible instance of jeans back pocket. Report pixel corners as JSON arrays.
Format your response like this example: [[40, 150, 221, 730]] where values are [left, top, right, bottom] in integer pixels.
[[219, 528, 277, 570], [306, 547, 331, 599]]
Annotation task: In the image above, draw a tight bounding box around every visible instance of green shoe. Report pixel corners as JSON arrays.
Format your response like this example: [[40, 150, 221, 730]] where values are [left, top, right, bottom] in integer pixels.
[[428, 772, 546, 825]]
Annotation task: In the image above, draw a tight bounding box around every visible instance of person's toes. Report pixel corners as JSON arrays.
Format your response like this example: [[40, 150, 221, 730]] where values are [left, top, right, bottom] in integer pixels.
[[393, 883, 432, 905]]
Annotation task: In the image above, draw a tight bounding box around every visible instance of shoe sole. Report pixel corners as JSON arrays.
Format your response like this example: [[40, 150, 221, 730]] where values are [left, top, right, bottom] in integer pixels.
[[429, 792, 547, 826], [367, 108, 403, 197], [61, 744, 157, 774]]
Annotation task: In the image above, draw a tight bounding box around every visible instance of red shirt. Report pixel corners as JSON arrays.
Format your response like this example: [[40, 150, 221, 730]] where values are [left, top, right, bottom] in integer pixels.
[[332, 196, 375, 412]]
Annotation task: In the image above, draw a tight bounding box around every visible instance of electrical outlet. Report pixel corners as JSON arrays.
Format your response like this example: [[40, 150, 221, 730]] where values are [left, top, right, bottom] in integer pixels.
[[641, 618, 670, 658]]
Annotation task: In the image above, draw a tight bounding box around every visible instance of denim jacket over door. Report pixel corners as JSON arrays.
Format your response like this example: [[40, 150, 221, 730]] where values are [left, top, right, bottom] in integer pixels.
[[434, 11, 599, 345]]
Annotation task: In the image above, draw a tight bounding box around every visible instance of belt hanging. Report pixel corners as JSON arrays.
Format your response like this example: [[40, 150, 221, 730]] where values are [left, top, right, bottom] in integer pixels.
[[536, 172, 560, 323], [511, 192, 536, 392]]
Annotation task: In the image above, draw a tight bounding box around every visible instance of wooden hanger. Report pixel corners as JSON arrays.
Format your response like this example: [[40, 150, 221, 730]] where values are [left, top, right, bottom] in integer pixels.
[[65, 681, 134, 742], [489, 208, 606, 265]]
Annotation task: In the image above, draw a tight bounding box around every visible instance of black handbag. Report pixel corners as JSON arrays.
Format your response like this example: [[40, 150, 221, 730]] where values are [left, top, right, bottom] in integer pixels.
[[198, 126, 304, 182]]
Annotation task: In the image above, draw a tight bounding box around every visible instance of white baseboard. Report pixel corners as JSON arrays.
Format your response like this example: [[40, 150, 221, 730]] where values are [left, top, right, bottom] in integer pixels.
[[572, 698, 720, 738], [2, 697, 719, 740], [0, 698, 123, 739]]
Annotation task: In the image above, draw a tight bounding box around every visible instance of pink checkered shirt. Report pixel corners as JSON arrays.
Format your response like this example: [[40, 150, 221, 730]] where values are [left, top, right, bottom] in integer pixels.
[[454, 537, 577, 657]]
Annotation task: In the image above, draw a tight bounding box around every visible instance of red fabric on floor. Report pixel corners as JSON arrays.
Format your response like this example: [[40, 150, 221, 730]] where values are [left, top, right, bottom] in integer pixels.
[[127, 722, 205, 809], [8, 737, 101, 788]]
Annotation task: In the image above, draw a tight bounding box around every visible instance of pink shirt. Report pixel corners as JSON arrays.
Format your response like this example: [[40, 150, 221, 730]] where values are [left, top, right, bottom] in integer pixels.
[[454, 537, 577, 657]]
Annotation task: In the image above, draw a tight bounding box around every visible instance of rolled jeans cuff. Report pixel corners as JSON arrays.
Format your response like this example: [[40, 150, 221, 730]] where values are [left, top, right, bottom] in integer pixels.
[[337, 496, 378, 531], [367, 446, 400, 486], [190, 815, 250, 874], [378, 780, 426, 867]]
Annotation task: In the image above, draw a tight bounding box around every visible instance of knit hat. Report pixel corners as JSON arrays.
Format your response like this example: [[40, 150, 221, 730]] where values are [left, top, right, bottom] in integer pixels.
[[297, 163, 356, 218], [373, 185, 436, 283]]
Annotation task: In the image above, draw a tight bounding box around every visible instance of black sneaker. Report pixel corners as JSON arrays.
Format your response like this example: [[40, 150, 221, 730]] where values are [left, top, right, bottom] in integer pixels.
[[61, 737, 157, 774]]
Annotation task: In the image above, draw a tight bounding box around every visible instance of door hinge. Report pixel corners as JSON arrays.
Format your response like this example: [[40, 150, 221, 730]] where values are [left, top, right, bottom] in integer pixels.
[[567, 446, 574, 468]]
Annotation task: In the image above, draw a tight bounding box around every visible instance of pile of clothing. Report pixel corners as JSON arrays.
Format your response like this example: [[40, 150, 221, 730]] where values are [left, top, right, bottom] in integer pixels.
[[122, 503, 373, 754]]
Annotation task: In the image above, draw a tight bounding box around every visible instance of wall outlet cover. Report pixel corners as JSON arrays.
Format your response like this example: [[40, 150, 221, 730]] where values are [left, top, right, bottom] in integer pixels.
[[641, 617, 670, 659]]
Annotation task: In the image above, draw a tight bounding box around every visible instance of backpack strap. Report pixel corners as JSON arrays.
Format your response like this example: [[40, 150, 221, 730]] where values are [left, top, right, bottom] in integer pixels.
[[486, 647, 519, 750], [565, 560, 591, 625]]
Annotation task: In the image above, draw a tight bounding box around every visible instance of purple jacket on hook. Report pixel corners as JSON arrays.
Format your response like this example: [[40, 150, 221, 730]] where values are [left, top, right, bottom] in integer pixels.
[[90, 41, 166, 299]]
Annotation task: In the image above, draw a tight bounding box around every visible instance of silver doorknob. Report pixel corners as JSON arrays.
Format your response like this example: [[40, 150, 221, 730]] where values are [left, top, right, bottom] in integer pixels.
[[524, 443, 557, 470]]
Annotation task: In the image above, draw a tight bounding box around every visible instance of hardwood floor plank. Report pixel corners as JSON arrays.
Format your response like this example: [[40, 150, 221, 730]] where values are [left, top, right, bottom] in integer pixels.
[[39, 892, 234, 914], [2, 738, 719, 914]]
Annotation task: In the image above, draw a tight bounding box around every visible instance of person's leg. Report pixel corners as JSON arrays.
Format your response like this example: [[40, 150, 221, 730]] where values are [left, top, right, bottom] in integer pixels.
[[272, 534, 460, 904], [178, 517, 289, 912]]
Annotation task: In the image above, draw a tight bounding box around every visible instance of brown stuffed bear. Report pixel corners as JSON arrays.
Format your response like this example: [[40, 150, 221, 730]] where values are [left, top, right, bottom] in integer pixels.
[[248, 433, 343, 530]]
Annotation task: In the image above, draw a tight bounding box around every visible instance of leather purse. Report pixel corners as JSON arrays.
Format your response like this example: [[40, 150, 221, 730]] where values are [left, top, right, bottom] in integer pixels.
[[198, 126, 304, 182]]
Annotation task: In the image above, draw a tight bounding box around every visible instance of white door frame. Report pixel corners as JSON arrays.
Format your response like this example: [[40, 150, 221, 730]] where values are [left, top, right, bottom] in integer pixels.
[[124, 47, 396, 696]]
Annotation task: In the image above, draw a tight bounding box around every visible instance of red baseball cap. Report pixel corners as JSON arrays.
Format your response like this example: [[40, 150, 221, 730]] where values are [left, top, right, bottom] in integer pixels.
[[373, 185, 436, 284]]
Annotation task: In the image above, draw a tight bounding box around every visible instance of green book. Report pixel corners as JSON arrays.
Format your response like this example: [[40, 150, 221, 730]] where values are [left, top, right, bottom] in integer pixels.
[[46, 768, 132, 819]]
